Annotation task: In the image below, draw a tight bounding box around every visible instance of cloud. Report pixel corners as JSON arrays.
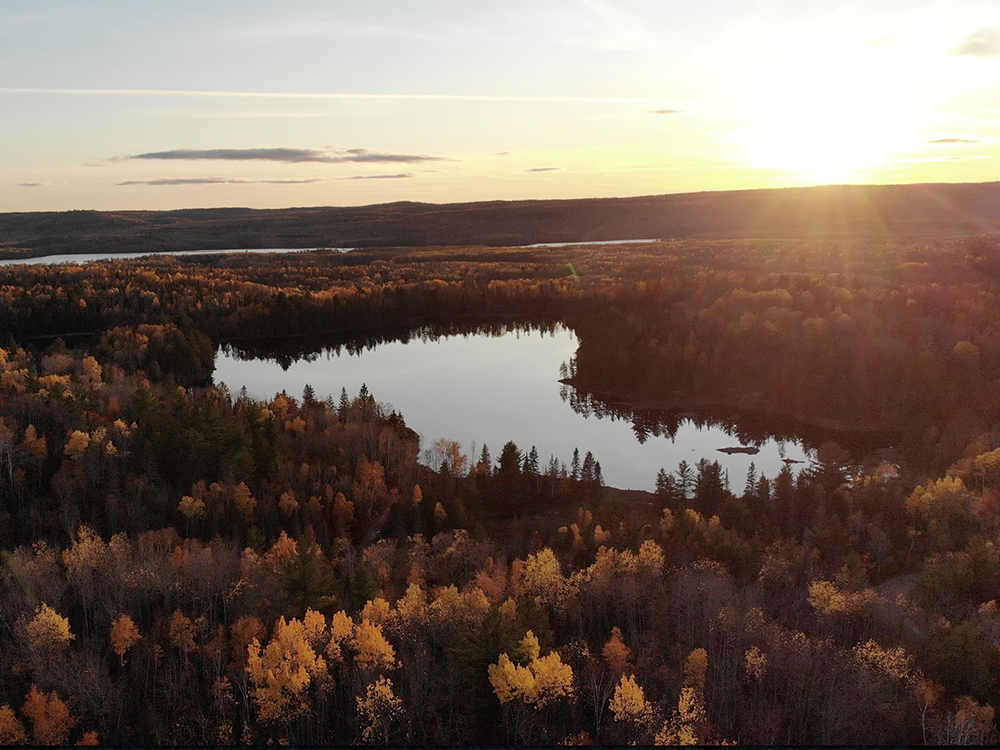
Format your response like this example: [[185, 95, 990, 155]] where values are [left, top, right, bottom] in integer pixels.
[[926, 137, 980, 144], [0, 88, 678, 106], [16, 181, 50, 187], [115, 147, 447, 165], [896, 155, 989, 164], [950, 29, 1000, 58], [115, 177, 325, 186], [228, 17, 428, 42], [495, 151, 512, 156], [525, 167, 563, 173], [339, 173, 413, 180], [648, 108, 684, 115]]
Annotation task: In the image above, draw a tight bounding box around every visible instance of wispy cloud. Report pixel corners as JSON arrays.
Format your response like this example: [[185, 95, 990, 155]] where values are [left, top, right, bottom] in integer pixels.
[[648, 108, 685, 115], [950, 29, 1000, 58], [896, 155, 990, 164], [229, 17, 429, 42], [926, 136, 980, 144], [525, 167, 563, 173], [0, 88, 679, 105], [16, 181, 50, 187], [510, 0, 660, 52], [114, 147, 447, 165], [115, 177, 325, 186], [340, 173, 413, 180]]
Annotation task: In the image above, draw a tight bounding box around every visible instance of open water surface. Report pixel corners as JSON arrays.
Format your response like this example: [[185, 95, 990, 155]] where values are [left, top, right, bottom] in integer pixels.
[[214, 327, 810, 491]]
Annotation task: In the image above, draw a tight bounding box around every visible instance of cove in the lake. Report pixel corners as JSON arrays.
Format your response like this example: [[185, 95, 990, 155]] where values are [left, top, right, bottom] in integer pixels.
[[213, 326, 814, 492]]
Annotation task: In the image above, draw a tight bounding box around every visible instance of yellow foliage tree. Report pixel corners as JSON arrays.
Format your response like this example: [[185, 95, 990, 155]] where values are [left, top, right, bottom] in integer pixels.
[[26, 603, 74, 654], [110, 614, 141, 665], [352, 619, 396, 672], [178, 495, 206, 520], [246, 616, 328, 725], [488, 638, 574, 709], [326, 610, 354, 663], [519, 630, 541, 662], [63, 430, 90, 459], [22, 686, 77, 746], [302, 609, 327, 650], [232, 481, 257, 521], [357, 676, 404, 744], [656, 648, 711, 746], [602, 626, 631, 677], [360, 598, 392, 628], [609, 674, 654, 725], [169, 610, 198, 660], [21, 425, 47, 461], [744, 646, 768, 681]]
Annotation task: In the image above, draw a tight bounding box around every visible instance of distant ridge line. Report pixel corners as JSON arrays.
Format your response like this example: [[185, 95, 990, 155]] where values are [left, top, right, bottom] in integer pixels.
[[3, 181, 1000, 257]]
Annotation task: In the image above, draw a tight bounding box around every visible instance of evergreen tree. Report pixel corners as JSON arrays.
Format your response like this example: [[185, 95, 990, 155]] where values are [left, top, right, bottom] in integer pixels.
[[581, 451, 596, 484], [497, 441, 522, 476], [571, 448, 581, 481], [743, 462, 758, 499], [338, 387, 350, 421], [656, 467, 681, 505], [676, 460, 693, 500], [524, 446, 540, 476], [478, 444, 492, 476], [301, 383, 316, 408]]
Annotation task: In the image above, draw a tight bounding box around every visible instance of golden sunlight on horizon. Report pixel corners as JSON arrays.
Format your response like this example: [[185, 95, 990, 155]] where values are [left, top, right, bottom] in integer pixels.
[[2, 1, 999, 211]]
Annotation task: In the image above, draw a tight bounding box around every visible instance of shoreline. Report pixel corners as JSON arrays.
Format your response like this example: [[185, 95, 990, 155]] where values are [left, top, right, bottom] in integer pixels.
[[559, 378, 900, 443]]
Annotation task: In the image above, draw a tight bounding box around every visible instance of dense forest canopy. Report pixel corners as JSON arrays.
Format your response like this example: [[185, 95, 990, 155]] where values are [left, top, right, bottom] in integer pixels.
[[1, 218, 1000, 744]]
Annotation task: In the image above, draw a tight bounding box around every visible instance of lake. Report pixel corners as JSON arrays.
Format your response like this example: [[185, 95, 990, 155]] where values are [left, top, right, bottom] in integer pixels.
[[0, 239, 661, 267], [213, 327, 810, 492], [0, 247, 353, 267]]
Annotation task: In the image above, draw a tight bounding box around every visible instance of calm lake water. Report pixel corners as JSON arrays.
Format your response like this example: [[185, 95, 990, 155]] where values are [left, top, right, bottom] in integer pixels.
[[0, 247, 353, 267], [0, 239, 661, 267], [213, 327, 810, 491]]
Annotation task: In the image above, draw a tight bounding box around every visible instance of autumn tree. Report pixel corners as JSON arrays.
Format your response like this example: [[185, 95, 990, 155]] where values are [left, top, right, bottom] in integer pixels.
[[357, 676, 405, 744], [246, 614, 328, 726], [22, 686, 77, 746], [0, 705, 26, 745], [109, 614, 141, 666]]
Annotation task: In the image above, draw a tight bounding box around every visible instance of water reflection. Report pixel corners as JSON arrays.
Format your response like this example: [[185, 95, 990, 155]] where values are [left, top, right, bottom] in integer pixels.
[[214, 325, 813, 491]]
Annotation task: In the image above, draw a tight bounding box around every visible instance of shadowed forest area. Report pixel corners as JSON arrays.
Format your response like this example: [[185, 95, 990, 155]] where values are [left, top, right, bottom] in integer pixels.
[[2, 181, 1000, 259], [3, 208, 1000, 743]]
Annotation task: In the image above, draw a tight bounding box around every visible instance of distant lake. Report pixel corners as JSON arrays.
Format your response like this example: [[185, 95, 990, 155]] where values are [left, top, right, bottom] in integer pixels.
[[214, 327, 810, 492], [0, 238, 662, 267], [0, 247, 353, 267]]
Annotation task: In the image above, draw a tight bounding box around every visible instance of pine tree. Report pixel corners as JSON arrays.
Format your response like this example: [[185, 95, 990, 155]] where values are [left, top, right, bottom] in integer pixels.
[[301, 383, 316, 407], [581, 451, 596, 484], [743, 462, 758, 499], [478, 444, 492, 475], [338, 387, 350, 421], [676, 460, 693, 500], [524, 446, 540, 475]]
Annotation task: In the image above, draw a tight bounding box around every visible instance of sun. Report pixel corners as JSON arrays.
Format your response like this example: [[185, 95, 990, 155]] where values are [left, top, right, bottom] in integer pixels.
[[725, 22, 913, 183], [734, 100, 903, 183]]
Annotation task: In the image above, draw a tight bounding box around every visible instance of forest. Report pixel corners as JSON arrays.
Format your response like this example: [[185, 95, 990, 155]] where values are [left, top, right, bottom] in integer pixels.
[[1, 229, 1000, 744]]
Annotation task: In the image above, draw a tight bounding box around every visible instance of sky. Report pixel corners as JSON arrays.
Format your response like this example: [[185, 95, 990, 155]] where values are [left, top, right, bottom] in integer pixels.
[[3, 0, 1000, 212]]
